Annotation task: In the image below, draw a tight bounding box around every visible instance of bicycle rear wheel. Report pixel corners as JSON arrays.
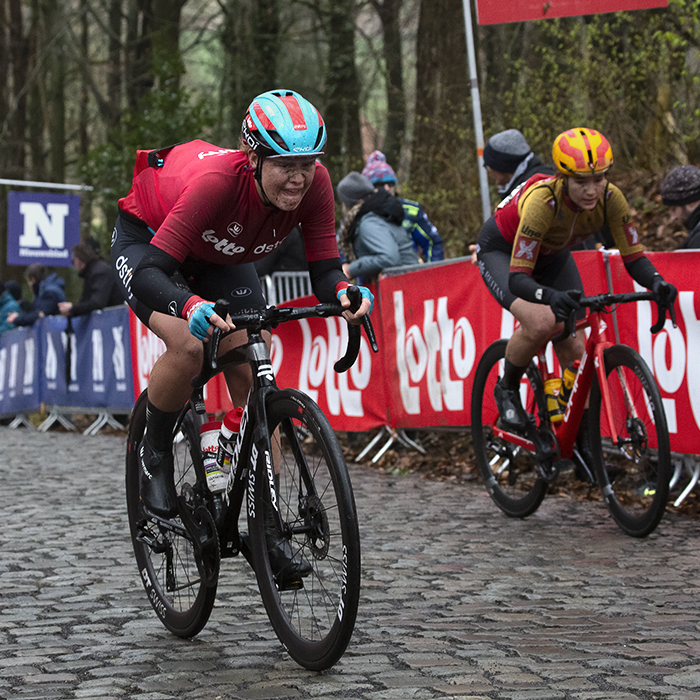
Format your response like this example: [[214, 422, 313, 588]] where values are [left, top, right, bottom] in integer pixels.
[[589, 344, 671, 537], [471, 339, 548, 517], [126, 392, 218, 637], [249, 388, 360, 671]]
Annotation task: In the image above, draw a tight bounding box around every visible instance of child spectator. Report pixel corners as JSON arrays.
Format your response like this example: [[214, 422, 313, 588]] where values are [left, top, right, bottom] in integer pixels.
[[362, 151, 444, 262], [0, 281, 21, 335]]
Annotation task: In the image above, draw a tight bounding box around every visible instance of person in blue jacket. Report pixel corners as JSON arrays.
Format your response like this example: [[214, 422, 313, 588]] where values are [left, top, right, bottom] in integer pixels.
[[0, 281, 21, 334], [7, 264, 66, 327], [362, 151, 445, 263]]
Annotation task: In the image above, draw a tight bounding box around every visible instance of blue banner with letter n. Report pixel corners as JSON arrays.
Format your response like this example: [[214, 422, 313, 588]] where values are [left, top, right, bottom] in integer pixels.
[[6, 191, 81, 267]]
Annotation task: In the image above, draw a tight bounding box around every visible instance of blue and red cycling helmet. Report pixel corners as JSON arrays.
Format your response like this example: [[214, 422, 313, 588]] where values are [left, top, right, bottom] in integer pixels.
[[242, 89, 327, 159]]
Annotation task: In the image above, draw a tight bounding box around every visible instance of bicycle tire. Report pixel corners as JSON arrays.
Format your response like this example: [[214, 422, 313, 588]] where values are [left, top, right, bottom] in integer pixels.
[[471, 339, 548, 518], [125, 391, 219, 637], [589, 344, 671, 537], [248, 388, 360, 671]]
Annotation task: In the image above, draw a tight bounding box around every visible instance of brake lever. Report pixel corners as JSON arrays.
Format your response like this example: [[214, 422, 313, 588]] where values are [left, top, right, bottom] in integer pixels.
[[650, 295, 677, 334], [208, 299, 229, 372]]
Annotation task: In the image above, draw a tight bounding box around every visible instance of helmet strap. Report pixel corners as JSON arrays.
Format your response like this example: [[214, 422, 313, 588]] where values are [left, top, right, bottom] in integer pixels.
[[253, 153, 275, 208]]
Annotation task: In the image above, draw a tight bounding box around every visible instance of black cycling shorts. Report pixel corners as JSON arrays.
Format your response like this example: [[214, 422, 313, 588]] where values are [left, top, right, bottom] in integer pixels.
[[476, 215, 584, 311], [110, 213, 266, 328]]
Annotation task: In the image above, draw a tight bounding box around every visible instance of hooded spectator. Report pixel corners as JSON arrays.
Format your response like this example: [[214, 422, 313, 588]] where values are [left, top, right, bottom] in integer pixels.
[[336, 171, 419, 283]]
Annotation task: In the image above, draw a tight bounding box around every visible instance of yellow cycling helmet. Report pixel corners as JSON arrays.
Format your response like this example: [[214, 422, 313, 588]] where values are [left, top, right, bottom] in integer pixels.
[[552, 127, 613, 176]]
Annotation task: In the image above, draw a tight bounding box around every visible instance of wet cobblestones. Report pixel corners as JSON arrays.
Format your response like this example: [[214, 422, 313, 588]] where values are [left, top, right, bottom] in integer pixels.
[[1, 428, 700, 699]]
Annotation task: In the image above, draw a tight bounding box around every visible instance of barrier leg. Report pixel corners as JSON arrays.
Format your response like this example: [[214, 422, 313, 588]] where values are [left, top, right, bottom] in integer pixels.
[[673, 455, 700, 507], [38, 408, 77, 433], [8, 413, 35, 430], [356, 426, 390, 462], [83, 411, 127, 436]]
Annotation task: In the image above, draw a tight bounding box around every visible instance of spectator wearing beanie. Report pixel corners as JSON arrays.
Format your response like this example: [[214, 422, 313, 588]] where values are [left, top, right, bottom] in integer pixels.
[[336, 170, 419, 283], [361, 150, 444, 262], [660, 165, 700, 249], [483, 129, 554, 199]]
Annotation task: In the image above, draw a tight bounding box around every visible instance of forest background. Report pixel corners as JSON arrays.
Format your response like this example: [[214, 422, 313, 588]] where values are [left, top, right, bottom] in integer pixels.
[[1, 0, 699, 298]]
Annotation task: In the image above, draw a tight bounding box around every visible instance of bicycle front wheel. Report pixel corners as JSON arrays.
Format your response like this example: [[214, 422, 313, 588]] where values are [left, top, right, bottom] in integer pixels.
[[471, 339, 548, 518], [126, 392, 218, 637], [589, 344, 671, 537], [249, 388, 360, 671]]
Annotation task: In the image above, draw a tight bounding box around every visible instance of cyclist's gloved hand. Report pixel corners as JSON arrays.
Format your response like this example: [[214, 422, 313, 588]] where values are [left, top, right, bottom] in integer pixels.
[[187, 301, 216, 340], [337, 285, 374, 315], [547, 290, 581, 323], [651, 275, 678, 305]]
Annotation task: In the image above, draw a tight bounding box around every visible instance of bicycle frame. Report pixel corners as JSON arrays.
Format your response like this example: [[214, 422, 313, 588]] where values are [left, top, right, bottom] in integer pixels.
[[491, 306, 640, 461], [187, 327, 282, 560]]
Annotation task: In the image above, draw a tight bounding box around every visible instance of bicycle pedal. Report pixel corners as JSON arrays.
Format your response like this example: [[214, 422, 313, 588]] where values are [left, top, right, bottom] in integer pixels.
[[276, 576, 304, 592]]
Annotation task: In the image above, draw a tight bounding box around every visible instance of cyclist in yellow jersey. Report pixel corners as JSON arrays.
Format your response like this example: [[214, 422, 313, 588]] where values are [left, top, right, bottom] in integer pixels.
[[475, 128, 677, 469]]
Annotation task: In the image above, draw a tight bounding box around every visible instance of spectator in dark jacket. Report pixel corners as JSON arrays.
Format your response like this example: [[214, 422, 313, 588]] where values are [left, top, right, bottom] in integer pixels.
[[361, 151, 444, 262], [660, 165, 700, 249], [483, 129, 555, 200], [0, 282, 21, 335], [8, 264, 65, 326], [336, 172, 419, 283], [58, 240, 123, 318]]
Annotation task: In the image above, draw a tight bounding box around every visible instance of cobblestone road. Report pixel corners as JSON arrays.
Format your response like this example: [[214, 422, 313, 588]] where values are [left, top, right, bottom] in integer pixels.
[[2, 428, 700, 700]]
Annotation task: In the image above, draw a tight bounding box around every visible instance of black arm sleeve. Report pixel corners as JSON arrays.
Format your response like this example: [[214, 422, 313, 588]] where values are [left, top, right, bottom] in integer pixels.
[[509, 272, 554, 305], [131, 246, 194, 318], [624, 256, 659, 289], [308, 257, 347, 304]]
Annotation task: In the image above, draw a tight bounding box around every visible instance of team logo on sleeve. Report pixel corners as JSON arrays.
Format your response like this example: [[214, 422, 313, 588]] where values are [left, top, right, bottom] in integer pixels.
[[515, 239, 537, 261], [623, 222, 640, 246]]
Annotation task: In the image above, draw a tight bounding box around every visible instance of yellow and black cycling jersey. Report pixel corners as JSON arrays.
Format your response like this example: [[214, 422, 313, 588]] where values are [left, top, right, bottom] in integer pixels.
[[494, 173, 645, 275]]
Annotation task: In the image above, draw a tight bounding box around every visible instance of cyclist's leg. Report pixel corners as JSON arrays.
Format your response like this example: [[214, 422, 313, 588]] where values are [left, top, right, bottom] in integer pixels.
[[477, 221, 535, 429]]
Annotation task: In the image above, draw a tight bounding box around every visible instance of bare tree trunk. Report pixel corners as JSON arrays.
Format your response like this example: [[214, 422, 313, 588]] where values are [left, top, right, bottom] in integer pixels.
[[252, 0, 279, 89], [8, 0, 28, 179], [372, 0, 405, 166], [324, 0, 363, 183], [411, 0, 469, 184], [107, 0, 123, 131]]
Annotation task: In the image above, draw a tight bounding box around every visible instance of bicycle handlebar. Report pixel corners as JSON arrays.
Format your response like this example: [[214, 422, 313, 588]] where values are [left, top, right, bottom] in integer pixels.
[[192, 285, 379, 388], [554, 290, 677, 343]]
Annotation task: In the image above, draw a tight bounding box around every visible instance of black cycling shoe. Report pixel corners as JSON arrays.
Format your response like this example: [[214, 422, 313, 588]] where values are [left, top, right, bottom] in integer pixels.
[[139, 436, 178, 518], [494, 380, 529, 431], [264, 511, 311, 591]]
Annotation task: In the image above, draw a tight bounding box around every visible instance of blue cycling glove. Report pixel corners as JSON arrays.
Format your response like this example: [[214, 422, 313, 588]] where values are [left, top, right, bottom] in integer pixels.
[[187, 301, 216, 340], [337, 285, 374, 315]]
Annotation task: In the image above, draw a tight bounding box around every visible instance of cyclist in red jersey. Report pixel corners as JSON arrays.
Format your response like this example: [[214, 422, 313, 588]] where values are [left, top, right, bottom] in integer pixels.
[[475, 127, 676, 476], [111, 90, 372, 578]]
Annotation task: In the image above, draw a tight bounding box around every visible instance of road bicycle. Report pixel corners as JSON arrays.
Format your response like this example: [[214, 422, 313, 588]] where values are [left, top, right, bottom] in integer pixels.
[[125, 289, 377, 670], [471, 290, 676, 538]]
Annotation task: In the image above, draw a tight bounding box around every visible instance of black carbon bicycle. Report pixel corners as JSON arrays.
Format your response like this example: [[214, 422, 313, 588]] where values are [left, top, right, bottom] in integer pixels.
[[125, 288, 377, 670]]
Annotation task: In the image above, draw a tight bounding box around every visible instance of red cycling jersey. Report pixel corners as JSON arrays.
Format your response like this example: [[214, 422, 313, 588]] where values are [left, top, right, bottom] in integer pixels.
[[118, 140, 339, 265]]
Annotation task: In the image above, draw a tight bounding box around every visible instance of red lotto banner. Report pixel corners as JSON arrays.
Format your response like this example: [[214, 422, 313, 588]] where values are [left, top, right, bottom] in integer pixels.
[[476, 0, 668, 25], [128, 250, 700, 456]]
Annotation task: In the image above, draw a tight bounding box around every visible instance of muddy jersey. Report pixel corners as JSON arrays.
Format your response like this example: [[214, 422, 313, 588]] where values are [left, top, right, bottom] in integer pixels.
[[118, 140, 338, 265], [493, 174, 645, 275]]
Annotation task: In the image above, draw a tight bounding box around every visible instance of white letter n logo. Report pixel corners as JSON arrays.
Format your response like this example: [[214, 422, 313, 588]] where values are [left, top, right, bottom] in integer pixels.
[[18, 202, 69, 249]]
